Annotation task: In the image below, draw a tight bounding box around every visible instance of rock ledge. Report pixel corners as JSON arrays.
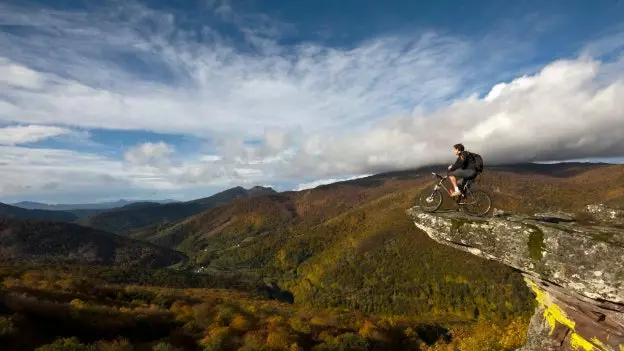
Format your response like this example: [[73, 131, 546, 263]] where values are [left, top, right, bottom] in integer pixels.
[[407, 207, 624, 351]]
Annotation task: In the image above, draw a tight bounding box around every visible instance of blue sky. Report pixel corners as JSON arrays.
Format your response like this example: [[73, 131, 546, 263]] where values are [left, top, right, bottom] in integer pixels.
[[1, 0, 623, 203]]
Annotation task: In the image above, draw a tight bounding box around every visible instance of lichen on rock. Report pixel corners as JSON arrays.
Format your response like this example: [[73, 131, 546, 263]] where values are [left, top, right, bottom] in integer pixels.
[[585, 204, 624, 227]]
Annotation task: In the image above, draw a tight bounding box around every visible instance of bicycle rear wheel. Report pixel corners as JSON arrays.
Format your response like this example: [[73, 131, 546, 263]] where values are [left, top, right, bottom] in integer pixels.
[[418, 188, 443, 212], [461, 190, 492, 216]]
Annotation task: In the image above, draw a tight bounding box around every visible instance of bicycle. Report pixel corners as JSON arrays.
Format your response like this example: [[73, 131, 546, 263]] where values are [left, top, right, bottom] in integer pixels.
[[418, 172, 492, 216]]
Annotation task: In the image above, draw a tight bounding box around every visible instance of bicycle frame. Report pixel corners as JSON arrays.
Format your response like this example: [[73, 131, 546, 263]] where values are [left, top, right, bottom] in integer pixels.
[[428, 173, 476, 205], [420, 172, 491, 215], [431, 175, 452, 195]]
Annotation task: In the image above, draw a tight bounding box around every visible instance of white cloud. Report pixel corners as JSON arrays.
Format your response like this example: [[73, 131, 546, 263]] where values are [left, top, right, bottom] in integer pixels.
[[0, 4, 473, 137], [296, 174, 373, 191], [0, 146, 128, 196], [0, 125, 74, 145], [124, 141, 174, 168], [0, 144, 241, 201], [278, 57, 624, 177], [0, 59, 45, 89]]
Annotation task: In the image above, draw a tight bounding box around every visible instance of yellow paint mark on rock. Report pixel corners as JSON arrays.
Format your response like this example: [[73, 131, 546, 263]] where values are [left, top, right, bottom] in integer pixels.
[[524, 278, 613, 351], [571, 333, 595, 350], [525, 278, 575, 333]]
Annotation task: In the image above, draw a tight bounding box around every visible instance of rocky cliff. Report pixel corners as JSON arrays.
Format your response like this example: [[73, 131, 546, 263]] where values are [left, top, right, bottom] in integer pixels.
[[407, 206, 624, 351]]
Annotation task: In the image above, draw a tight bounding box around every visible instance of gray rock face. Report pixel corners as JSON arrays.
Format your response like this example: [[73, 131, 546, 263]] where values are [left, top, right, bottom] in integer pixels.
[[586, 204, 624, 226], [407, 206, 624, 351]]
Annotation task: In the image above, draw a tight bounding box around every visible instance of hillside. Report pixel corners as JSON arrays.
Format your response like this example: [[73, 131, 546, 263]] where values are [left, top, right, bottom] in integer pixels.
[[0, 162, 620, 350], [0, 263, 530, 350], [126, 163, 624, 321], [0, 218, 187, 268], [0, 203, 78, 222], [11, 199, 178, 211], [77, 186, 276, 234]]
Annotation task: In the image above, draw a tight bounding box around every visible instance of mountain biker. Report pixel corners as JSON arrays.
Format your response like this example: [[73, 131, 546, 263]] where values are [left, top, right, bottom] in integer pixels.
[[447, 143, 477, 197]]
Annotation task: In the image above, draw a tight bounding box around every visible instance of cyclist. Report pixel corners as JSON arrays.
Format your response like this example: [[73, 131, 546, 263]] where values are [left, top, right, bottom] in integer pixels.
[[447, 143, 477, 197]]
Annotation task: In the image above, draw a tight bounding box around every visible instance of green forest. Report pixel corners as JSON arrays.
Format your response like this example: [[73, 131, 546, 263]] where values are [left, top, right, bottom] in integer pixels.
[[0, 263, 530, 350]]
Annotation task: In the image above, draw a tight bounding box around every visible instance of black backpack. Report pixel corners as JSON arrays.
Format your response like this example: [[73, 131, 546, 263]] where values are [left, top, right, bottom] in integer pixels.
[[469, 152, 484, 173]]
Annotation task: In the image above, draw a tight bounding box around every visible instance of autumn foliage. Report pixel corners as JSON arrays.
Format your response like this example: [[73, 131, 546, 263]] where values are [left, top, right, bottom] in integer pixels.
[[0, 263, 530, 350]]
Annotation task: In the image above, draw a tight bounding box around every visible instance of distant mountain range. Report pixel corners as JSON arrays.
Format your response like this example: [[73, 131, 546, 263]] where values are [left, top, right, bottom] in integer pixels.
[[11, 199, 179, 211], [0, 202, 79, 222], [2, 164, 623, 274], [0, 217, 187, 268], [76, 186, 276, 234], [0, 185, 276, 269]]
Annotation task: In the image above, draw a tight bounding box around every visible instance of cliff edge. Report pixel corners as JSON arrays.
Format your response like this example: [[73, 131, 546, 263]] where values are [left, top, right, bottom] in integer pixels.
[[407, 206, 624, 351]]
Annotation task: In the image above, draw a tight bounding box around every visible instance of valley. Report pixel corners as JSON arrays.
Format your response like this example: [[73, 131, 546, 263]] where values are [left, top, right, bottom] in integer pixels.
[[1, 162, 623, 350]]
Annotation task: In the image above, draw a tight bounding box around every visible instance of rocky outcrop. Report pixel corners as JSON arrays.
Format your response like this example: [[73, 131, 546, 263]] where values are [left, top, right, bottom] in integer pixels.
[[586, 204, 624, 227], [407, 207, 624, 351]]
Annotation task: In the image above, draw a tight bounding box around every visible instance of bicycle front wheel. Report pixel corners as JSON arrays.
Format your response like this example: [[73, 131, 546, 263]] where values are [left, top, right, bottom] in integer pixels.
[[418, 188, 443, 212], [462, 190, 492, 216]]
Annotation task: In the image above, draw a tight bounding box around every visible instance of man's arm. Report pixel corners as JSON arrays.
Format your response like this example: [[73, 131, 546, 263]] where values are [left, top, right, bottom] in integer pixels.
[[449, 155, 464, 172], [449, 151, 470, 171]]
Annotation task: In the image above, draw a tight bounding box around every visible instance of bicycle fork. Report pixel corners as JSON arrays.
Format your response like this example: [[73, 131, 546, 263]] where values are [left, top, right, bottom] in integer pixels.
[[426, 185, 439, 203]]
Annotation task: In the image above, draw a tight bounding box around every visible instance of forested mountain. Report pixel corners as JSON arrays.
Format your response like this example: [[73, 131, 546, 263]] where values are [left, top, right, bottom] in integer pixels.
[[0, 218, 187, 268], [11, 199, 178, 211], [0, 202, 78, 222], [76, 186, 276, 234], [1, 162, 621, 350], [123, 163, 624, 319]]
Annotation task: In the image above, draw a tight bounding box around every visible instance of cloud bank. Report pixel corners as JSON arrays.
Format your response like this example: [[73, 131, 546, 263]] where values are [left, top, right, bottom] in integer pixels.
[[0, 2, 623, 202]]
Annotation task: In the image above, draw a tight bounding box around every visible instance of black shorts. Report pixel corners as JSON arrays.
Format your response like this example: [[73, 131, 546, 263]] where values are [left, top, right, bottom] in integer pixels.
[[449, 169, 477, 179]]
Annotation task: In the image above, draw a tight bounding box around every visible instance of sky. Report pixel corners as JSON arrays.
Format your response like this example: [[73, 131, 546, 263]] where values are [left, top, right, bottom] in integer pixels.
[[1, 0, 624, 204]]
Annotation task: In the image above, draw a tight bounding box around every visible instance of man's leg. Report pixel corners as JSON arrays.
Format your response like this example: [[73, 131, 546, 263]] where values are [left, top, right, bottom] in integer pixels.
[[449, 175, 458, 189], [449, 169, 475, 197], [448, 171, 463, 197]]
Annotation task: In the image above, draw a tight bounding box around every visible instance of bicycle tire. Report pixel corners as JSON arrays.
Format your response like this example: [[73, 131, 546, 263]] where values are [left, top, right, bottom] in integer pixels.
[[418, 188, 443, 212], [461, 190, 492, 216]]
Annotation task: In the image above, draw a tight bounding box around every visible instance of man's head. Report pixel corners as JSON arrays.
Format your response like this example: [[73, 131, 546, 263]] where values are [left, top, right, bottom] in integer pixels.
[[453, 143, 464, 155]]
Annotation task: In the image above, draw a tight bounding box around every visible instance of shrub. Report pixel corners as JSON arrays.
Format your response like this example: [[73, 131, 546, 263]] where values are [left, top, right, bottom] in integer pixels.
[[35, 337, 95, 351], [231, 314, 253, 331], [288, 317, 312, 334], [334, 333, 368, 351], [152, 342, 181, 351], [0, 315, 16, 336], [95, 338, 133, 351], [266, 329, 295, 350]]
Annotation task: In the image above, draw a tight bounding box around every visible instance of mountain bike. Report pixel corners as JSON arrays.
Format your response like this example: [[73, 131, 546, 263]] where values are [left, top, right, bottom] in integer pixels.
[[418, 172, 492, 216]]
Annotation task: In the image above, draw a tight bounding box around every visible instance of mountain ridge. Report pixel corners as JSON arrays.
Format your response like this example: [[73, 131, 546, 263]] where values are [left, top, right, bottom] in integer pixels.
[[11, 198, 179, 211], [0, 202, 78, 222], [0, 217, 187, 268], [77, 186, 277, 234], [104, 163, 624, 331]]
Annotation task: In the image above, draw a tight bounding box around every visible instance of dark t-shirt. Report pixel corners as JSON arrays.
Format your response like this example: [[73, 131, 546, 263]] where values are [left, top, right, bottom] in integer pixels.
[[449, 151, 476, 171]]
